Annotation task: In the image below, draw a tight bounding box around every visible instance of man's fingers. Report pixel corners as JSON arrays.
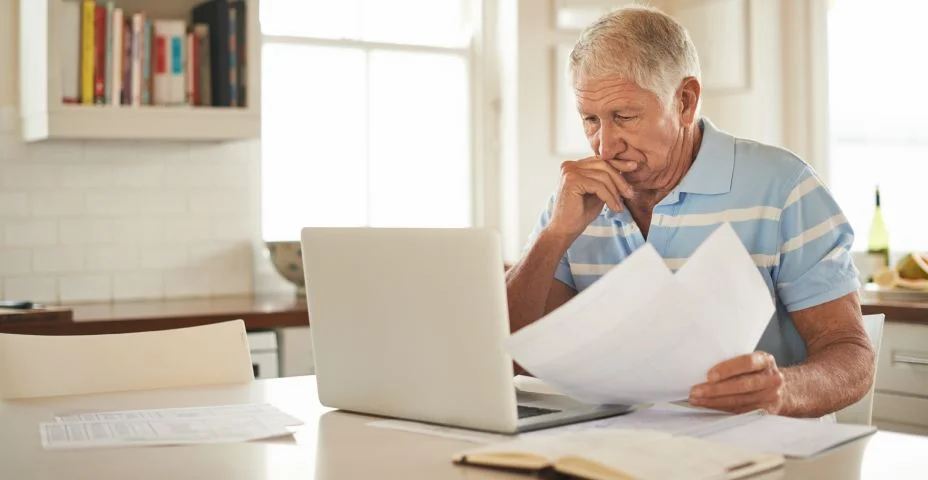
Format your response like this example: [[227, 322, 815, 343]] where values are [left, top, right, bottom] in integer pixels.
[[708, 352, 776, 382], [688, 387, 780, 413], [583, 170, 621, 207], [579, 161, 636, 199], [574, 178, 622, 212], [690, 370, 783, 398]]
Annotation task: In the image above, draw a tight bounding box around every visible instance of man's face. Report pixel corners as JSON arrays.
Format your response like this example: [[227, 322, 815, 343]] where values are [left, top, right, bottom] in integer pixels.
[[575, 76, 684, 187]]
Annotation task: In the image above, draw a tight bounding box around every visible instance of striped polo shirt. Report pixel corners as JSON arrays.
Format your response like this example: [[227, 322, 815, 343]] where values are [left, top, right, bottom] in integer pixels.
[[525, 117, 860, 368]]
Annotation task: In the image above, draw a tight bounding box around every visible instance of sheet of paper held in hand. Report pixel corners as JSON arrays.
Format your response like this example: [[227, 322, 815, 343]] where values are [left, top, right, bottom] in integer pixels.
[[504, 222, 775, 405], [40, 403, 303, 450]]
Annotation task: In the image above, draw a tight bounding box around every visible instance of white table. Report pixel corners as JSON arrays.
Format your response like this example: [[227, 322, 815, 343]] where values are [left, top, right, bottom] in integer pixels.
[[2, 376, 927, 479]]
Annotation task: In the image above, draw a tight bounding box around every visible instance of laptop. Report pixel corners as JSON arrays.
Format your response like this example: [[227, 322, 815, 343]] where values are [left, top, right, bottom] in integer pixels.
[[299, 227, 631, 434]]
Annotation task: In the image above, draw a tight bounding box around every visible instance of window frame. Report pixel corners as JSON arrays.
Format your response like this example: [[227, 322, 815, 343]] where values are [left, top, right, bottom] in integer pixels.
[[258, 1, 489, 235]]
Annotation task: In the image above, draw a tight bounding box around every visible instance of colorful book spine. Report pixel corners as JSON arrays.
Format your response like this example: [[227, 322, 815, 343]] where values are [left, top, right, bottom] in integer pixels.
[[110, 8, 123, 106], [233, 0, 246, 107], [104, 2, 113, 104], [194, 24, 212, 107], [131, 13, 143, 106], [80, 0, 95, 105], [142, 19, 153, 105], [93, 5, 105, 103], [228, 5, 237, 107]]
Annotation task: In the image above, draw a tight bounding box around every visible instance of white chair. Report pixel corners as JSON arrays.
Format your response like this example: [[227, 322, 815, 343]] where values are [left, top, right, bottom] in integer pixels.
[[835, 313, 885, 426], [0, 320, 255, 400]]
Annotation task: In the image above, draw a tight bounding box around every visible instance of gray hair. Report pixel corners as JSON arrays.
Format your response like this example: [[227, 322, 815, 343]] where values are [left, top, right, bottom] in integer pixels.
[[568, 4, 701, 106]]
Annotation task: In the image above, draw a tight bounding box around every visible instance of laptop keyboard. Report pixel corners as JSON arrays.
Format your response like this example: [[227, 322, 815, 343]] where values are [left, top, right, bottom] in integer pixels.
[[517, 405, 560, 419]]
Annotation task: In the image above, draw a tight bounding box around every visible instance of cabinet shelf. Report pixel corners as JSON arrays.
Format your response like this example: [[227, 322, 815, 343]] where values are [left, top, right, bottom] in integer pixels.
[[19, 0, 261, 142], [22, 105, 260, 141]]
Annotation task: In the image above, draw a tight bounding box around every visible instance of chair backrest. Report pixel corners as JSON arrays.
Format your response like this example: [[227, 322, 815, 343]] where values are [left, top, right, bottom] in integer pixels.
[[835, 313, 885, 425], [0, 320, 254, 400]]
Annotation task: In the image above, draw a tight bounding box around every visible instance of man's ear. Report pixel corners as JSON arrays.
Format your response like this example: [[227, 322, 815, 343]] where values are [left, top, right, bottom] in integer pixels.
[[677, 77, 701, 125]]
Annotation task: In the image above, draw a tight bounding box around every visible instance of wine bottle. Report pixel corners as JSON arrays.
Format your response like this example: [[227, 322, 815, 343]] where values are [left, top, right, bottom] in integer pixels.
[[867, 186, 890, 270]]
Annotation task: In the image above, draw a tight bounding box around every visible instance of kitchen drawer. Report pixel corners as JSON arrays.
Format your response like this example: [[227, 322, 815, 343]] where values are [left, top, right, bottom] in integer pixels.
[[874, 322, 928, 397], [873, 392, 928, 428]]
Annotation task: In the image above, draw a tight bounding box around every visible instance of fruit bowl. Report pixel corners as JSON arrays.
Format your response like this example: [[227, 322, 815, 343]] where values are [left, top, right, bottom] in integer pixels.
[[265, 241, 305, 296]]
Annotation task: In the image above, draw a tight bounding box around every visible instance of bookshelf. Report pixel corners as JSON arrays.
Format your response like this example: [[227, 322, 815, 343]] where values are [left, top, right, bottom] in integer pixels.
[[18, 0, 260, 142]]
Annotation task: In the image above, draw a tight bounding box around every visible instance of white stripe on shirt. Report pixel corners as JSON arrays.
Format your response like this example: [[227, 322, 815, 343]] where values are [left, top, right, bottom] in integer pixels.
[[582, 223, 639, 238], [781, 214, 848, 253], [653, 206, 781, 228], [784, 176, 821, 209], [662, 253, 779, 270]]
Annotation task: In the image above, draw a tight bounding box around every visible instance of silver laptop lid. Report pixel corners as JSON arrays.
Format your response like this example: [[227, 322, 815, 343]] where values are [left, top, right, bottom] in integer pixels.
[[300, 227, 520, 433]]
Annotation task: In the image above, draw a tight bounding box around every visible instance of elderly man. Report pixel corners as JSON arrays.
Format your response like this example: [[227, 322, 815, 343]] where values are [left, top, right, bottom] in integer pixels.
[[506, 5, 874, 418]]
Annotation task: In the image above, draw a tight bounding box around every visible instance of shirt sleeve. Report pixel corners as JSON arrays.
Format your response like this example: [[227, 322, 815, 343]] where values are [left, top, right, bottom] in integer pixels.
[[522, 195, 577, 290], [775, 166, 861, 311]]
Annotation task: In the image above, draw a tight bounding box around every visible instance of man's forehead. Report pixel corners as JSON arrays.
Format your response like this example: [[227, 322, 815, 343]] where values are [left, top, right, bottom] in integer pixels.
[[573, 77, 651, 108]]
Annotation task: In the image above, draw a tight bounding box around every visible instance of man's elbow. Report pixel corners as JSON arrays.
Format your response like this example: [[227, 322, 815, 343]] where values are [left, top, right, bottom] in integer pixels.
[[847, 340, 877, 405]]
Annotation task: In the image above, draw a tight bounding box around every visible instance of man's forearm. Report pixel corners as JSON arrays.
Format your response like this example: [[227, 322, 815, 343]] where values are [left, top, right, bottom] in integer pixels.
[[779, 340, 875, 417], [505, 229, 572, 333]]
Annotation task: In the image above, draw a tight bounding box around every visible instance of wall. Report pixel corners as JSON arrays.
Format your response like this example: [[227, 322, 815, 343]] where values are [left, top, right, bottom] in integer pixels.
[[673, 0, 785, 148], [0, 0, 287, 304], [667, 0, 827, 172]]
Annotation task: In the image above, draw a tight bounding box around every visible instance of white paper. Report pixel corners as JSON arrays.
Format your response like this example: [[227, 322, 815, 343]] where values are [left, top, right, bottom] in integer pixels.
[[522, 403, 737, 438], [42, 403, 303, 450], [504, 223, 775, 405], [55, 403, 303, 428], [698, 413, 877, 458]]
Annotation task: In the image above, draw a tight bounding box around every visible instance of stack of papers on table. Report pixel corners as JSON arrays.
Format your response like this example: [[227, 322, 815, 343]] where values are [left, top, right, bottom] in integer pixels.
[[40, 403, 303, 450], [504, 223, 776, 405], [525, 403, 877, 458]]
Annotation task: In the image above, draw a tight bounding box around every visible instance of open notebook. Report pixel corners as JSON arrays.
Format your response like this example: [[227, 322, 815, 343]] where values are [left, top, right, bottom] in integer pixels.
[[452, 429, 784, 480]]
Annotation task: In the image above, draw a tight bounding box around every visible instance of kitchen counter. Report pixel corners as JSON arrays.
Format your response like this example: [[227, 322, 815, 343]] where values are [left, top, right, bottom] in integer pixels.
[[0, 294, 308, 336], [0, 292, 924, 337], [861, 297, 928, 324]]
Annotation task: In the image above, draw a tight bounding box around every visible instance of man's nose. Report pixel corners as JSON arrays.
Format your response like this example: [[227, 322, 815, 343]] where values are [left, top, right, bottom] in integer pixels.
[[597, 124, 627, 160]]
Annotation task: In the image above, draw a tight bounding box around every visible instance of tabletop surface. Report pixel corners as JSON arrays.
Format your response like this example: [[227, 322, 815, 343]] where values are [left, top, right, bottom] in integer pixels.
[[3, 376, 928, 480]]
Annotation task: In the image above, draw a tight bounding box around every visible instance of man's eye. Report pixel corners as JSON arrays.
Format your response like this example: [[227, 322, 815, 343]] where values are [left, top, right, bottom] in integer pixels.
[[615, 114, 634, 121], [583, 116, 598, 123]]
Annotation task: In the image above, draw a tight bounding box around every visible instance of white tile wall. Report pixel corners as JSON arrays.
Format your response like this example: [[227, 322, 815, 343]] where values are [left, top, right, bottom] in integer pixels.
[[0, 105, 269, 303]]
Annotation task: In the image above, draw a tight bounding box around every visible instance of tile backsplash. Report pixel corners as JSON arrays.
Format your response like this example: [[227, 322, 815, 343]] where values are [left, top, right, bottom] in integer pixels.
[[0, 106, 267, 304]]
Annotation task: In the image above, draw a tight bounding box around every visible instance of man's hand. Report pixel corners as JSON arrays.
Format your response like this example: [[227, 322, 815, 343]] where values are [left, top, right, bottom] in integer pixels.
[[688, 351, 785, 414], [547, 157, 638, 239]]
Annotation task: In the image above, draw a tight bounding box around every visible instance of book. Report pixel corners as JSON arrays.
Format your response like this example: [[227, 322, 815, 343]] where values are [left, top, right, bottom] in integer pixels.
[[59, 0, 81, 104], [152, 19, 187, 105], [192, 0, 234, 106], [109, 7, 122, 106], [452, 429, 784, 480], [232, 0, 246, 107], [93, 4, 105, 103], [80, 0, 95, 105]]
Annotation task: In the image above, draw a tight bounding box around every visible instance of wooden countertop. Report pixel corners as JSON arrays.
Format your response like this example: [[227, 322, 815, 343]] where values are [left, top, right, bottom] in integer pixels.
[[861, 298, 928, 325], [0, 291, 924, 337], [0, 295, 309, 336]]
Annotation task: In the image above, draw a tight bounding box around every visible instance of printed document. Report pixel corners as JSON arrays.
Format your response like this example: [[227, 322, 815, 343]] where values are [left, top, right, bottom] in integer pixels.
[[504, 223, 775, 405], [41, 403, 302, 450]]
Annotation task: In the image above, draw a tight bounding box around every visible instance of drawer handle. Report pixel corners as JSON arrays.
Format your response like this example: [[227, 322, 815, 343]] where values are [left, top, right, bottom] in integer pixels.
[[893, 352, 928, 366]]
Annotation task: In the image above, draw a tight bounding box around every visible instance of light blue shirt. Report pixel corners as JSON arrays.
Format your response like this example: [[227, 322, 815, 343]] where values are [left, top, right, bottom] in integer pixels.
[[525, 117, 860, 367]]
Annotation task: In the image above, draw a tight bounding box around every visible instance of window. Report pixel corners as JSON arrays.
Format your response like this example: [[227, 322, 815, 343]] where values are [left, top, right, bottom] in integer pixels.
[[827, 0, 928, 255], [260, 0, 475, 240]]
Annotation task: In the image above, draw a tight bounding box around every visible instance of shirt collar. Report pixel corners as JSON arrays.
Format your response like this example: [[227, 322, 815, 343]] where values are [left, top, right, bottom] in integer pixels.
[[675, 117, 736, 195]]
